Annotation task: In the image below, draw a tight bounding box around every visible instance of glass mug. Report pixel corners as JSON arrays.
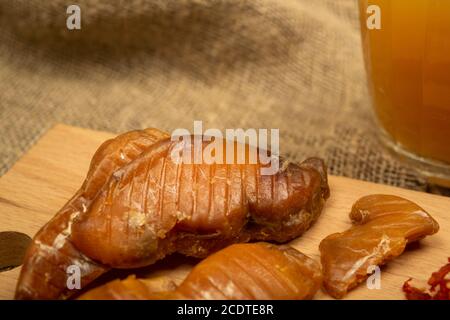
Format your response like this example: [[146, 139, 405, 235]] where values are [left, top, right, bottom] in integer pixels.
[[359, 0, 450, 186]]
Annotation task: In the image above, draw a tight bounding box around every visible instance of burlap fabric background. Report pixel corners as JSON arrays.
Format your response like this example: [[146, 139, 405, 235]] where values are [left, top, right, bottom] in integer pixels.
[[0, 0, 435, 192]]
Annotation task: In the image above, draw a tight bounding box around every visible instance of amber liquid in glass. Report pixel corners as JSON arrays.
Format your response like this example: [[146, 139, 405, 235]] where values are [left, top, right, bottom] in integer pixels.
[[359, 0, 450, 164]]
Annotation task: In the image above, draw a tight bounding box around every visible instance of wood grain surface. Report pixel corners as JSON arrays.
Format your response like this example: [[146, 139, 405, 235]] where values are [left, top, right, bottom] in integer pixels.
[[0, 124, 449, 300]]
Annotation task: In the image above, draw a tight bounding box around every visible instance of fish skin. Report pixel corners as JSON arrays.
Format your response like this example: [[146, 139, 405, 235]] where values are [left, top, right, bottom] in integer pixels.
[[71, 138, 329, 268], [16, 130, 329, 299], [15, 128, 169, 300], [320, 194, 440, 299], [78, 243, 323, 300]]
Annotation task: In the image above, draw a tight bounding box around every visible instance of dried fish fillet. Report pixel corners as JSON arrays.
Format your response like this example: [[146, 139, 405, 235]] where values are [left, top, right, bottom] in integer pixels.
[[78, 275, 177, 300], [16, 130, 329, 300], [15, 129, 170, 299], [79, 243, 323, 300], [319, 194, 439, 299], [71, 139, 329, 268]]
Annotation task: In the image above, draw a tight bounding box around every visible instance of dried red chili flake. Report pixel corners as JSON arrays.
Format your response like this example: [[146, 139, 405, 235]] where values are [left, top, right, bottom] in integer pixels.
[[403, 279, 431, 300], [403, 258, 450, 300]]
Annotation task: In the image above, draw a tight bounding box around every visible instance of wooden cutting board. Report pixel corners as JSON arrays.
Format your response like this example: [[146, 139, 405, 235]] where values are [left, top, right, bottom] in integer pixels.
[[0, 124, 449, 300]]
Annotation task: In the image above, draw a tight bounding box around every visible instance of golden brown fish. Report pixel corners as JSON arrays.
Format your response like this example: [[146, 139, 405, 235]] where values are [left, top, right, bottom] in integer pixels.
[[78, 275, 177, 300], [16, 129, 329, 299], [79, 243, 323, 300], [71, 139, 329, 268], [15, 129, 169, 299], [319, 194, 439, 299]]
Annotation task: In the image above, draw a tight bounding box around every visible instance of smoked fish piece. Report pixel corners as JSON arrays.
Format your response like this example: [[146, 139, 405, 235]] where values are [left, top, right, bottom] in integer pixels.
[[78, 275, 177, 300], [79, 243, 323, 300], [71, 138, 329, 268], [16, 130, 329, 299], [319, 194, 440, 299], [15, 129, 169, 299]]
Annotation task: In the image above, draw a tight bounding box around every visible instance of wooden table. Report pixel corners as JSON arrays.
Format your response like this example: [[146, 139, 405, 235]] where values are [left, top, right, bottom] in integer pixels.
[[1, 124, 449, 299]]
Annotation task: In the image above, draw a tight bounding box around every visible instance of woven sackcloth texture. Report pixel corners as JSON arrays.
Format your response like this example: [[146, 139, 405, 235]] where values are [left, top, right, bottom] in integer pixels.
[[0, 0, 435, 192]]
